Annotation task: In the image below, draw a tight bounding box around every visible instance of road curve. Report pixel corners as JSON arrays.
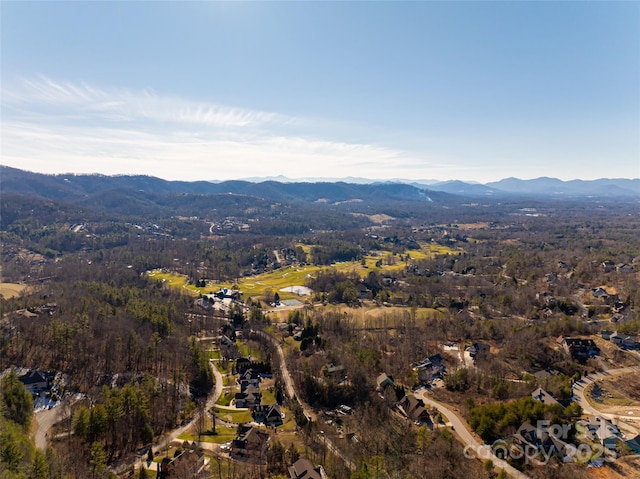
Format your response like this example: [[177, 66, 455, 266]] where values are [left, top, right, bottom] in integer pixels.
[[571, 366, 640, 435], [415, 389, 531, 479]]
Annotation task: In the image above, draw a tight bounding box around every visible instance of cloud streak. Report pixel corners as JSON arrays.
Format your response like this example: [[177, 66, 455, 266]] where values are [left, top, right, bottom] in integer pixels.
[[1, 77, 445, 181], [3, 76, 280, 129]]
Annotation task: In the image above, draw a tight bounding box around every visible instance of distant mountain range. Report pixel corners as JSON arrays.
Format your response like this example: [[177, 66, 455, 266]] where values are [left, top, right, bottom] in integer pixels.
[[240, 175, 640, 198], [1, 167, 639, 205], [0, 166, 443, 209]]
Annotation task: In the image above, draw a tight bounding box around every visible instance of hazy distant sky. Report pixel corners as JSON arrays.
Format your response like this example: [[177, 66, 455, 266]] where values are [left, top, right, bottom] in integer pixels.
[[1, 1, 638, 182]]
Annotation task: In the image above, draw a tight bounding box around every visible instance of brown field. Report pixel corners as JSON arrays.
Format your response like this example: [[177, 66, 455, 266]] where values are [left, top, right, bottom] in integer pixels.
[[368, 214, 395, 224], [598, 373, 640, 408], [453, 222, 491, 230], [586, 456, 640, 479], [606, 373, 640, 402], [0, 283, 29, 299], [267, 302, 444, 326]]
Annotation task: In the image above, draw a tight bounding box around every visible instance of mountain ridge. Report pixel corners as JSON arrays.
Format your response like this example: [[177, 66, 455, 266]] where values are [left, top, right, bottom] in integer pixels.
[[1, 166, 638, 201]]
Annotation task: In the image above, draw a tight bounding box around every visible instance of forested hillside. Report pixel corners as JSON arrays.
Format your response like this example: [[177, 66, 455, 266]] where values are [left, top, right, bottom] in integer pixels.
[[1, 169, 639, 478]]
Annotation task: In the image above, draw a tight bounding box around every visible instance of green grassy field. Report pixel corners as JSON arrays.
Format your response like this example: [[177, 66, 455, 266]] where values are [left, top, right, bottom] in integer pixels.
[[235, 341, 265, 361], [147, 242, 456, 300], [214, 407, 253, 424], [146, 270, 198, 295], [216, 392, 235, 407], [178, 423, 237, 444], [260, 389, 277, 404]]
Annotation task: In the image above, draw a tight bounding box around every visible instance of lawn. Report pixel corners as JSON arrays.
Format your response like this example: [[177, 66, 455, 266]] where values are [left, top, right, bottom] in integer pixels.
[[178, 424, 238, 444], [214, 407, 253, 424], [216, 392, 235, 407], [260, 389, 277, 405], [214, 362, 233, 375], [236, 341, 265, 360]]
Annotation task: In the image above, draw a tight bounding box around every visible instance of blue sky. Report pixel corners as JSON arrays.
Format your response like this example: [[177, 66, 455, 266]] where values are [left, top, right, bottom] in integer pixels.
[[1, 1, 638, 182]]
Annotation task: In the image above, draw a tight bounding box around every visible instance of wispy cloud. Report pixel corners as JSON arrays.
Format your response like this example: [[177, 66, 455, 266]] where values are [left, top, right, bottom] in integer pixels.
[[1, 77, 444, 181], [3, 76, 279, 128]]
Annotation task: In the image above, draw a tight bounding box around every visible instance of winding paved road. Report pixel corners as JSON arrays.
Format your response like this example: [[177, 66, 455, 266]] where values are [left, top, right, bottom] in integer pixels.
[[252, 329, 356, 471], [414, 389, 531, 479], [571, 366, 640, 435]]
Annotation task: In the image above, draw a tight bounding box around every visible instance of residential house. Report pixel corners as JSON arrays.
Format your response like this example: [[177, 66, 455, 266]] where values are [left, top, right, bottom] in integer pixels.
[[600, 330, 613, 340], [549, 436, 575, 462], [323, 364, 346, 383], [18, 370, 50, 394], [413, 354, 446, 383], [238, 369, 261, 390], [513, 422, 552, 452], [468, 342, 489, 361], [215, 288, 242, 301], [601, 261, 615, 273], [513, 422, 576, 462], [558, 336, 600, 362], [376, 373, 395, 394], [625, 434, 640, 454], [621, 336, 637, 350], [616, 263, 634, 274], [592, 287, 609, 299], [398, 394, 431, 425], [157, 449, 206, 479], [531, 388, 562, 408], [610, 332, 637, 349], [536, 292, 557, 307], [234, 385, 261, 409], [609, 331, 623, 346], [613, 299, 628, 313], [230, 425, 270, 463], [584, 417, 623, 450], [337, 405, 353, 415], [288, 458, 328, 479], [220, 335, 239, 360], [252, 404, 283, 426]]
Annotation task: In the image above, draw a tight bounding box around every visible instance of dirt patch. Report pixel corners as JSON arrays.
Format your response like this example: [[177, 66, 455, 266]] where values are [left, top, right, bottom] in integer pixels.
[[606, 373, 640, 402], [586, 457, 640, 479], [0, 283, 29, 299]]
